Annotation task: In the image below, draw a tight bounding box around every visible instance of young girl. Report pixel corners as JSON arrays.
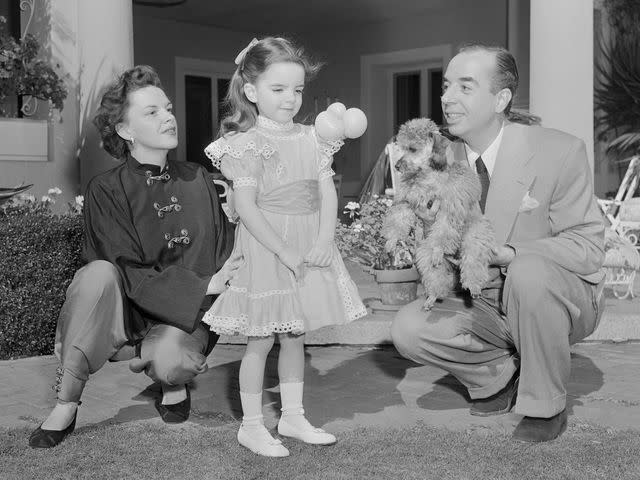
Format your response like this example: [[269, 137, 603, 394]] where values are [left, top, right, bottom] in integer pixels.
[[203, 37, 367, 457]]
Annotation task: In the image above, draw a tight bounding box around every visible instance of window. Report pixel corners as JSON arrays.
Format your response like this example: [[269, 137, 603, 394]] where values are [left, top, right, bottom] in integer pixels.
[[183, 75, 231, 170]]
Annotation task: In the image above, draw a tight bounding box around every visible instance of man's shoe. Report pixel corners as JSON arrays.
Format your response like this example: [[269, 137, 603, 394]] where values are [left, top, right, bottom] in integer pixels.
[[512, 409, 567, 442], [154, 386, 190, 423], [470, 374, 519, 417], [28, 405, 79, 448]]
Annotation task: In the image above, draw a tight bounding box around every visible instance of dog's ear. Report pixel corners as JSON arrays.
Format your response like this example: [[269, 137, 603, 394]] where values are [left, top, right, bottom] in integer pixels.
[[428, 133, 451, 170], [432, 133, 450, 159]]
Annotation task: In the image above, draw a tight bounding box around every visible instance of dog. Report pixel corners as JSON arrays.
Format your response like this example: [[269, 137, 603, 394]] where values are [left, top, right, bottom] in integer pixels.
[[382, 118, 495, 310]]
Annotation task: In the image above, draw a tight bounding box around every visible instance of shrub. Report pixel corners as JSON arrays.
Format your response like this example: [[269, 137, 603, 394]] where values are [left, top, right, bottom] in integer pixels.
[[0, 193, 83, 359]]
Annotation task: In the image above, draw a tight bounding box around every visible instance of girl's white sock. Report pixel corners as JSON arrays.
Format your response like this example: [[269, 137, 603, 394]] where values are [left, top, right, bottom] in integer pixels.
[[240, 391, 265, 429], [279, 381, 314, 431]]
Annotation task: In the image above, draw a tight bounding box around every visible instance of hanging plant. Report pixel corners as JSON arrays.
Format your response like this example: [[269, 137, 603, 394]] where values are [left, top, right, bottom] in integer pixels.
[[0, 16, 67, 117]]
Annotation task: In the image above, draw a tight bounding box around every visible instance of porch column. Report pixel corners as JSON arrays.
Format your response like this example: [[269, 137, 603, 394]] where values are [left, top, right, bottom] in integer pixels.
[[529, 0, 594, 169], [51, 0, 134, 195]]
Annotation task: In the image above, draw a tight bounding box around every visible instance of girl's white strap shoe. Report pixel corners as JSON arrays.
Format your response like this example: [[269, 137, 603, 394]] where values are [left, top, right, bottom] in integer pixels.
[[237, 424, 290, 457], [277, 416, 337, 445]]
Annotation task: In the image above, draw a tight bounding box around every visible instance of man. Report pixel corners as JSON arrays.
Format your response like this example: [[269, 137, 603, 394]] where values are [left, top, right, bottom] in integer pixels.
[[391, 45, 605, 442]]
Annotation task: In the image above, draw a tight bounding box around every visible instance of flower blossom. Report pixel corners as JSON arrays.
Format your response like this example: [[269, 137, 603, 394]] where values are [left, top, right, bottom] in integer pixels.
[[47, 187, 62, 195]]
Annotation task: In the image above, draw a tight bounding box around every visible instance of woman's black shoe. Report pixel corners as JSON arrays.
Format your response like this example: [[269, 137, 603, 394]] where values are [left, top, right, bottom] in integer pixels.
[[28, 409, 78, 448], [154, 386, 190, 423]]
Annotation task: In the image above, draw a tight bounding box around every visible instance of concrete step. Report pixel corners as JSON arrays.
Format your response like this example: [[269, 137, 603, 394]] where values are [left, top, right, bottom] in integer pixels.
[[218, 261, 640, 345]]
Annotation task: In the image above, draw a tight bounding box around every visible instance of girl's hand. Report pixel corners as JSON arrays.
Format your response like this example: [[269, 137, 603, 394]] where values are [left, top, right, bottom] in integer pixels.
[[304, 239, 333, 267], [277, 246, 304, 279]]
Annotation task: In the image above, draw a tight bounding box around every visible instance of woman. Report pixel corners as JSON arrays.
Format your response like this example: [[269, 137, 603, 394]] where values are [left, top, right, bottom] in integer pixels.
[[29, 65, 236, 448]]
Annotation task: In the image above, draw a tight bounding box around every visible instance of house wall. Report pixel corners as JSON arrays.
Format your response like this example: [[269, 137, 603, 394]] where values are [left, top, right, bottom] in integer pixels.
[[299, 0, 509, 198], [133, 0, 510, 203], [132, 14, 252, 119]]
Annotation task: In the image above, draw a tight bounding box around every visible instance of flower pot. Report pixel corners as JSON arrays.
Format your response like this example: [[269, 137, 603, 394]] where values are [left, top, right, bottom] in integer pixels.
[[373, 266, 420, 305]]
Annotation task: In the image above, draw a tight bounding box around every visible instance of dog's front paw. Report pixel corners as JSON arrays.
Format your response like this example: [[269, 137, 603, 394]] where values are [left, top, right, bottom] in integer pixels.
[[463, 282, 483, 298], [430, 247, 444, 266], [422, 296, 437, 311], [384, 238, 397, 252]]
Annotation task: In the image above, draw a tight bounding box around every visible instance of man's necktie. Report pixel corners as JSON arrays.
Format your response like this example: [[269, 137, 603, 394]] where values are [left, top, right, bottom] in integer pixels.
[[475, 156, 490, 213]]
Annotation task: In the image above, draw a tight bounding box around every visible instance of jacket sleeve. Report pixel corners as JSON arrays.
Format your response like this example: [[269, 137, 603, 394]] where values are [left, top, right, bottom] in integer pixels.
[[82, 178, 212, 333], [507, 138, 605, 278]]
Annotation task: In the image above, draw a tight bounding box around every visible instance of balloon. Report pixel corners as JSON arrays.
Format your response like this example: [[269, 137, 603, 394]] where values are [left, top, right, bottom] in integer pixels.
[[327, 102, 347, 118], [315, 110, 345, 141], [343, 108, 368, 139]]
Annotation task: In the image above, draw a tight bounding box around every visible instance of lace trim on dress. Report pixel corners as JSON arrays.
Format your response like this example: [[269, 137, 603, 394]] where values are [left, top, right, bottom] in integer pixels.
[[257, 115, 294, 131], [333, 258, 368, 321], [202, 312, 305, 337], [320, 139, 344, 157], [257, 127, 306, 141], [233, 177, 258, 188], [228, 285, 295, 299], [205, 139, 275, 169], [318, 168, 335, 180]]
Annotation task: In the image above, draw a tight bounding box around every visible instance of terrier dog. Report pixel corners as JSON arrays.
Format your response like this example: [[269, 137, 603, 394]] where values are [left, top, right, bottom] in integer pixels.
[[382, 118, 495, 310]]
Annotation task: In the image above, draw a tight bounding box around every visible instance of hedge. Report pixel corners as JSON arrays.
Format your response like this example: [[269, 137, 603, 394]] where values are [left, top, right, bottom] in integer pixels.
[[0, 204, 83, 360]]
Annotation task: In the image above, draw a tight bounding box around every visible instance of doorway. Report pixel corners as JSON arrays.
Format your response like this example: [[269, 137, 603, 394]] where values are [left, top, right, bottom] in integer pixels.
[[360, 44, 452, 175], [175, 57, 235, 167]]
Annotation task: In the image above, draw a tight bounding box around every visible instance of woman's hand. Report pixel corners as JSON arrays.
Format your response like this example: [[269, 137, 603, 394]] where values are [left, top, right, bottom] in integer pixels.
[[304, 239, 333, 267], [206, 253, 243, 295], [277, 246, 304, 279]]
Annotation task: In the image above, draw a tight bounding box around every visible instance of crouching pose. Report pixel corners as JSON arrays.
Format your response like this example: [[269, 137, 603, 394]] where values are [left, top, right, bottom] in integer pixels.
[[391, 45, 605, 443], [29, 65, 235, 448]]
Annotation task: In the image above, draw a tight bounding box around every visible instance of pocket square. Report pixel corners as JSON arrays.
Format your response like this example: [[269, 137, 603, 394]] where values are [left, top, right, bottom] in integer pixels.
[[519, 191, 540, 213]]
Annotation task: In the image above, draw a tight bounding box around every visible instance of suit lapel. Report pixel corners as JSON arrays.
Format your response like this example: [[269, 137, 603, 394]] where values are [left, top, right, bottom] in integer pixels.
[[485, 122, 535, 244]]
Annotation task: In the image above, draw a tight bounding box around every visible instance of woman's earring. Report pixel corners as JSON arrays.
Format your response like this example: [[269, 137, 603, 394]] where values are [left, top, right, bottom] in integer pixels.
[[130, 137, 135, 145]]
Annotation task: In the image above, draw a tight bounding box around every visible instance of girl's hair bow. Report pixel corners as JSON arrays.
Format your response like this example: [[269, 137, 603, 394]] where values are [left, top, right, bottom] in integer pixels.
[[235, 38, 259, 66]]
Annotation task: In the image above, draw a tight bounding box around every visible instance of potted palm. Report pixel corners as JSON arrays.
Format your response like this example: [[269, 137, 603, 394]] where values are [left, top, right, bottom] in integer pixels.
[[594, 0, 640, 184], [336, 195, 419, 306]]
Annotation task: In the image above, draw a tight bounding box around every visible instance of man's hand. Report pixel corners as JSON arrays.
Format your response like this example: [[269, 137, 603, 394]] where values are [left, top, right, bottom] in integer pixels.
[[304, 239, 333, 268], [206, 253, 243, 295], [490, 245, 516, 267]]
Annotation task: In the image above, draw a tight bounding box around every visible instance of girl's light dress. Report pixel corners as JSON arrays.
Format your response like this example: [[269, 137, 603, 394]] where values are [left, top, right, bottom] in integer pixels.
[[202, 116, 367, 337]]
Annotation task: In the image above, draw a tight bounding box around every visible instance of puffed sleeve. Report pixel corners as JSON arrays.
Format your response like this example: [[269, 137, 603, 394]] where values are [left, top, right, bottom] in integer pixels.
[[312, 127, 344, 181], [204, 133, 271, 189]]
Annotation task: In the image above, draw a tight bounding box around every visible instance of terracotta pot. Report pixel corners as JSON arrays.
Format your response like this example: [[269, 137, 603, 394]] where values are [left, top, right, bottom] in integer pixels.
[[373, 266, 420, 305]]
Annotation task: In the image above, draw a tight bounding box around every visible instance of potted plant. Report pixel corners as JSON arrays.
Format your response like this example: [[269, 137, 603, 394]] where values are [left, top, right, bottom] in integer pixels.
[[336, 195, 419, 306], [0, 15, 67, 162], [0, 15, 67, 117]]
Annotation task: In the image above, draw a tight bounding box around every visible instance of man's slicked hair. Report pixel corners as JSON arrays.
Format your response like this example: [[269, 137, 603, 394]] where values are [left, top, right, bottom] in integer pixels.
[[458, 44, 540, 125], [459, 44, 518, 115]]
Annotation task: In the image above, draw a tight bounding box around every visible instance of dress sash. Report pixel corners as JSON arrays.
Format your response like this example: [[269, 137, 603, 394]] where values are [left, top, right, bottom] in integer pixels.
[[257, 179, 320, 215]]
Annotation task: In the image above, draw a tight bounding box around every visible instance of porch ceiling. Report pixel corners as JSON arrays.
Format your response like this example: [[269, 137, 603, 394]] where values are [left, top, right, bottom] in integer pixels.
[[133, 0, 461, 33]]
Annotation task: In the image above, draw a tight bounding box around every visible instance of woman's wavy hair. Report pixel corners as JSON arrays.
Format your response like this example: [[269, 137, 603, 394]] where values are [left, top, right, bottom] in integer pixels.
[[459, 44, 541, 125], [92, 65, 163, 159], [220, 37, 323, 136]]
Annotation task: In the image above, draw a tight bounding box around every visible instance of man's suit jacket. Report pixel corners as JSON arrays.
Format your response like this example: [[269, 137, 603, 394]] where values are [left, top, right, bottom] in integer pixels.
[[447, 121, 605, 285]]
